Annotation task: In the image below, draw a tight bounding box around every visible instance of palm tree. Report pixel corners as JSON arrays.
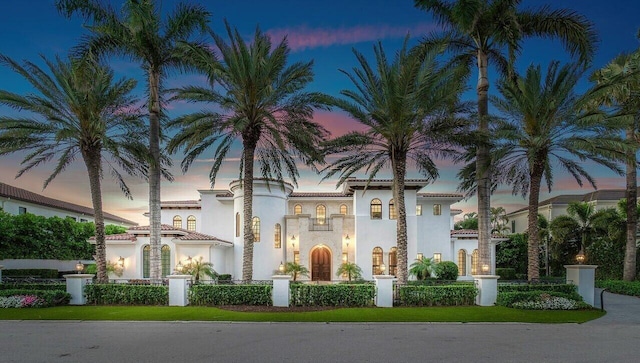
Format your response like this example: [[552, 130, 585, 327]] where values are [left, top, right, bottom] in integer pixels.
[[284, 262, 310, 282], [414, 0, 597, 275], [491, 62, 626, 280], [591, 50, 640, 281], [0, 55, 146, 283], [167, 23, 328, 281], [322, 40, 469, 284], [336, 262, 363, 282], [490, 206, 510, 235], [56, 0, 210, 281], [409, 257, 435, 281], [184, 256, 217, 283]]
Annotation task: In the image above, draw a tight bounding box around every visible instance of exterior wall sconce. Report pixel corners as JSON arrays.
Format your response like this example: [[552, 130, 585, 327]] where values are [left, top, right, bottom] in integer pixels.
[[380, 263, 387, 275], [416, 253, 424, 261], [433, 253, 442, 263], [576, 249, 586, 264], [75, 261, 84, 274], [291, 234, 296, 241], [117, 256, 125, 268], [345, 234, 350, 241], [176, 261, 184, 274], [278, 261, 285, 274], [482, 264, 490, 273]]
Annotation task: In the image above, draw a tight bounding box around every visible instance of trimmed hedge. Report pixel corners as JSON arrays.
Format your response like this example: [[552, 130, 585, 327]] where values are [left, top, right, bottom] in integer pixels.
[[2, 269, 59, 278], [0, 289, 70, 306], [495, 268, 516, 280], [290, 284, 375, 307], [496, 290, 583, 307], [85, 284, 168, 305], [498, 284, 577, 295], [0, 283, 66, 291], [434, 262, 459, 280], [596, 280, 640, 297], [189, 284, 272, 306], [397, 285, 478, 306]]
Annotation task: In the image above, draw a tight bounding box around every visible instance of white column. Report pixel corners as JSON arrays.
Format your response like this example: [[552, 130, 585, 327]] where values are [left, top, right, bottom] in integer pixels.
[[272, 275, 291, 307], [373, 275, 396, 307], [565, 265, 597, 306], [0, 265, 3, 284], [168, 275, 192, 306], [64, 274, 95, 305], [473, 275, 500, 306]]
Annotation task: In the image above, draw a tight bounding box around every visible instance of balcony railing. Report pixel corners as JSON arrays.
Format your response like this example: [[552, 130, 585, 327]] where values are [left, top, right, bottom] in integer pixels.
[[309, 218, 332, 231]]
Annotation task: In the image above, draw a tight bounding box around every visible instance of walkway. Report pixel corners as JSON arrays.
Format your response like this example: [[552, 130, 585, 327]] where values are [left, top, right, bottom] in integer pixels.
[[588, 288, 640, 325]]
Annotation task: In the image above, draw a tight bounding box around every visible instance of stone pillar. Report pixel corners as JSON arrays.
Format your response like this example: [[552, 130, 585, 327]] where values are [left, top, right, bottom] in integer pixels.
[[565, 265, 597, 306], [272, 275, 291, 307], [373, 275, 396, 307], [0, 265, 3, 284], [64, 274, 95, 305], [168, 275, 192, 307], [473, 275, 500, 306]]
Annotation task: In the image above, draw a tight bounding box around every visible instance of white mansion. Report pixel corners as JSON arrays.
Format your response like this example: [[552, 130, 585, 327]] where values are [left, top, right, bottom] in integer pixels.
[[104, 179, 504, 281]]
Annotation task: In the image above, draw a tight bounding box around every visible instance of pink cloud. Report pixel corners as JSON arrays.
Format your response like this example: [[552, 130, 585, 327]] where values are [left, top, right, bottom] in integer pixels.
[[266, 23, 438, 52], [313, 110, 367, 137]]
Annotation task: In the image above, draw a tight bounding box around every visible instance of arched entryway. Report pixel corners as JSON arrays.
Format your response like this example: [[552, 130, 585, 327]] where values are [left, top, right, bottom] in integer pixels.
[[311, 245, 331, 281]]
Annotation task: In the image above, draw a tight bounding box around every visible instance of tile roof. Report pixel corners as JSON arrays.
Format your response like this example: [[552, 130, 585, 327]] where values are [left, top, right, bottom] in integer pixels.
[[417, 192, 464, 198], [127, 224, 231, 243], [0, 182, 137, 225], [289, 192, 349, 198], [450, 229, 506, 239], [161, 200, 200, 205], [507, 188, 635, 215], [91, 233, 137, 242]]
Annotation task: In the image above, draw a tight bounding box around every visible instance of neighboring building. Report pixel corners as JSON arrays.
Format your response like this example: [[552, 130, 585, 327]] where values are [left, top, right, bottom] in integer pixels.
[[103, 178, 504, 281], [0, 182, 137, 227], [506, 189, 634, 234]]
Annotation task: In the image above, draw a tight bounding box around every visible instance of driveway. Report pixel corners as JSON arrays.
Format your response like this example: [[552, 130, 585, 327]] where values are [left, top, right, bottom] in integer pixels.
[[587, 288, 640, 325]]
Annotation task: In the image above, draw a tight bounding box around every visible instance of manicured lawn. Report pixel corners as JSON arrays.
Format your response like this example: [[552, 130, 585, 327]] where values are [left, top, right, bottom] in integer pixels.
[[0, 306, 604, 323]]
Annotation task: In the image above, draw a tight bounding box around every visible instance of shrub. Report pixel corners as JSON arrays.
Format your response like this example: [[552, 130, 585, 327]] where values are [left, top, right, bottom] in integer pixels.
[[496, 290, 582, 306], [596, 280, 640, 297], [2, 269, 59, 278], [496, 291, 588, 310], [397, 285, 477, 306], [434, 261, 458, 280], [0, 283, 65, 291], [291, 284, 375, 307], [495, 268, 516, 280], [0, 289, 70, 306], [0, 295, 46, 308], [189, 284, 272, 306], [85, 284, 168, 305], [498, 283, 577, 295]]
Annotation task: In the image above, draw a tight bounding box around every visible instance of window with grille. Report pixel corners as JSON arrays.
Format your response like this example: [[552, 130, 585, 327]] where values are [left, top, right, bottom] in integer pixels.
[[389, 199, 397, 220], [187, 215, 196, 231], [294, 204, 302, 215], [416, 204, 422, 216], [274, 223, 281, 248], [161, 245, 171, 277], [340, 204, 348, 215], [173, 215, 182, 229], [372, 247, 384, 274], [471, 249, 479, 275], [458, 249, 467, 276], [433, 204, 442, 216], [389, 247, 397, 276], [370, 199, 382, 219], [252, 217, 260, 242], [316, 205, 326, 224]]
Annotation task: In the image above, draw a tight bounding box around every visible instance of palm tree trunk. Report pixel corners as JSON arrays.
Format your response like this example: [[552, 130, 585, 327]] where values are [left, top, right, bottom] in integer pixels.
[[242, 137, 258, 281], [392, 152, 408, 284], [83, 149, 108, 283], [623, 127, 637, 281], [149, 68, 162, 282], [476, 49, 491, 274], [527, 160, 544, 281]]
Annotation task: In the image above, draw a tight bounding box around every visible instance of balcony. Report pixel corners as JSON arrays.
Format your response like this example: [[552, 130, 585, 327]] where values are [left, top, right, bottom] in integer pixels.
[[309, 218, 332, 231]]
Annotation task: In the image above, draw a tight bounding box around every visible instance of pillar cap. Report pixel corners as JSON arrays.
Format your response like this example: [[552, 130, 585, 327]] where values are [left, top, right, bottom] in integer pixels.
[[373, 275, 396, 280], [272, 275, 292, 280], [63, 274, 95, 278], [472, 275, 500, 279], [168, 274, 193, 279], [564, 265, 598, 269]]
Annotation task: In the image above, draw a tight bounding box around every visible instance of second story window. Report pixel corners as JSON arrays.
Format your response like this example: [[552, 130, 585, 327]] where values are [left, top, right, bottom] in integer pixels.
[[187, 215, 196, 231], [294, 204, 302, 215], [433, 204, 442, 216], [389, 199, 397, 220], [316, 205, 326, 224], [173, 215, 182, 229], [370, 199, 382, 219]]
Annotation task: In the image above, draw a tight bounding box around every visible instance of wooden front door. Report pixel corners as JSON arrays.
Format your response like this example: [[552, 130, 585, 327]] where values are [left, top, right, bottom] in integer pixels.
[[311, 247, 331, 281]]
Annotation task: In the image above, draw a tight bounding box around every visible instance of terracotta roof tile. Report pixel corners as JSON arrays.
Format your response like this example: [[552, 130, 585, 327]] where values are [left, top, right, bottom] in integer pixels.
[[90, 233, 137, 242], [289, 192, 349, 198], [451, 229, 506, 239], [417, 192, 464, 198], [128, 224, 231, 243]]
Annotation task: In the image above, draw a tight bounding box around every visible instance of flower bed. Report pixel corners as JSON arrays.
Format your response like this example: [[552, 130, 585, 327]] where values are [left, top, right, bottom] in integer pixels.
[[496, 291, 588, 310], [0, 289, 70, 307]]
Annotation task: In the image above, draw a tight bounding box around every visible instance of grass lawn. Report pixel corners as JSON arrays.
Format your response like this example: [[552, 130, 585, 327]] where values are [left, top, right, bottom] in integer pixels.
[[0, 305, 604, 323]]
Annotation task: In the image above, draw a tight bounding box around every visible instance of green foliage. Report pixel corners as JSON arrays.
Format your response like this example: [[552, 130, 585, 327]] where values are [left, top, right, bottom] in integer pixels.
[[105, 225, 127, 235], [596, 280, 640, 297], [184, 257, 217, 282], [0, 289, 70, 306], [434, 261, 458, 280], [84, 284, 168, 305], [1, 269, 59, 278], [0, 283, 65, 291], [496, 233, 528, 274], [409, 257, 434, 280], [496, 291, 585, 308], [588, 238, 626, 280], [495, 268, 517, 280], [397, 285, 478, 306], [498, 284, 577, 295], [189, 285, 272, 306], [454, 212, 478, 230], [0, 211, 95, 260], [290, 284, 375, 307], [336, 262, 363, 282], [284, 262, 310, 282]]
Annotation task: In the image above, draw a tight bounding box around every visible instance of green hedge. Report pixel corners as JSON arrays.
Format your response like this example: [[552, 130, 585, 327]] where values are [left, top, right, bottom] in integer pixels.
[[596, 280, 640, 297], [397, 285, 477, 306], [498, 284, 577, 295], [0, 283, 65, 291], [496, 290, 583, 307], [85, 284, 168, 305], [495, 268, 516, 280], [189, 284, 272, 306], [290, 284, 375, 307], [0, 289, 70, 306], [2, 269, 59, 278]]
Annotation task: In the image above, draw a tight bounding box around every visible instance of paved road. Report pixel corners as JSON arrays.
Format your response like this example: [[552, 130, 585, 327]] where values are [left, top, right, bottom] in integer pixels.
[[1, 291, 639, 363]]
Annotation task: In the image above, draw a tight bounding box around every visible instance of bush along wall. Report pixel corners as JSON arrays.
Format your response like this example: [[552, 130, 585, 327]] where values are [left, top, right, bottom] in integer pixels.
[[0, 283, 66, 291], [596, 280, 640, 297], [189, 285, 272, 306], [496, 291, 589, 310], [0, 289, 70, 307], [84, 284, 168, 305], [397, 285, 478, 306], [290, 284, 375, 307], [498, 284, 577, 295], [2, 269, 60, 278]]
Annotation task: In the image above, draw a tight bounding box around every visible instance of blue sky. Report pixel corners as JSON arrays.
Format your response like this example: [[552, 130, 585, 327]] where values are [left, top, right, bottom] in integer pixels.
[[0, 0, 639, 224]]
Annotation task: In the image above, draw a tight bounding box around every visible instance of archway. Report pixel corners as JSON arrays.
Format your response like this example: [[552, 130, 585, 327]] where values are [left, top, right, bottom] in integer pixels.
[[311, 245, 331, 281]]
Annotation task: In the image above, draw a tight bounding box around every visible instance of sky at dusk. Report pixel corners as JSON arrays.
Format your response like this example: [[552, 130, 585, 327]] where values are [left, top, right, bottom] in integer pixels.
[[0, 0, 639, 225]]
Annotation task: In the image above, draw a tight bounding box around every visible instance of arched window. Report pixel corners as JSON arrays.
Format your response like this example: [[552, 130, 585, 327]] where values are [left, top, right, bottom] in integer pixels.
[[340, 204, 348, 215], [316, 205, 326, 225], [161, 245, 171, 277], [458, 249, 467, 276], [471, 249, 479, 275], [433, 204, 442, 216], [187, 215, 196, 231], [370, 199, 382, 219], [372, 247, 384, 275], [235, 213, 240, 237], [389, 199, 397, 220], [173, 215, 182, 229], [274, 223, 282, 248], [143, 245, 150, 278], [389, 247, 397, 276], [294, 204, 302, 215], [252, 217, 260, 242]]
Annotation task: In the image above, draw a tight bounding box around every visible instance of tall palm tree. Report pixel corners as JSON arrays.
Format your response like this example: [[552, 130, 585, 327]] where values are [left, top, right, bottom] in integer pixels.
[[490, 206, 510, 234], [414, 0, 596, 274], [491, 62, 625, 280], [0, 55, 146, 283], [56, 0, 210, 281], [322, 41, 469, 284], [167, 23, 329, 281], [591, 51, 640, 281]]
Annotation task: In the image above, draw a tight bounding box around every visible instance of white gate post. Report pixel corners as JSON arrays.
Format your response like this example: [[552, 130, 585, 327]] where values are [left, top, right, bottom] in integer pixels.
[[473, 275, 500, 306], [272, 275, 291, 307], [373, 275, 396, 307], [64, 274, 94, 305], [0, 265, 3, 284], [565, 265, 597, 305], [168, 275, 192, 306]]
